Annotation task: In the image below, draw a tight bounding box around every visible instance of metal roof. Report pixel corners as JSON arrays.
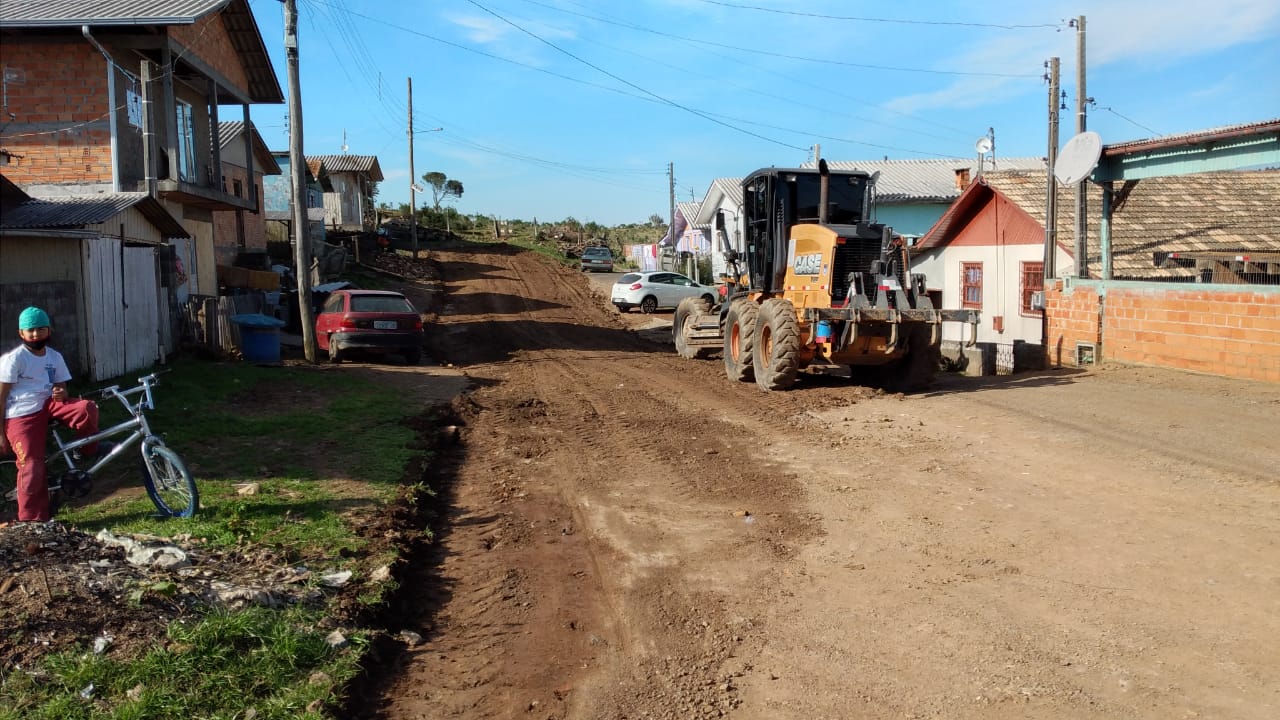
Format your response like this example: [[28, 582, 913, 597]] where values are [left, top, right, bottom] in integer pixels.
[[806, 157, 1045, 203], [0, 191, 190, 238], [918, 168, 1280, 280], [1102, 118, 1280, 156], [676, 201, 705, 229], [0, 0, 229, 26], [0, 0, 283, 104], [218, 120, 282, 174], [306, 155, 384, 182]]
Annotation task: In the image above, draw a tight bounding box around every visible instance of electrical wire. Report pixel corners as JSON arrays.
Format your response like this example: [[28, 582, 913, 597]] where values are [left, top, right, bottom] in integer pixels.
[[690, 0, 1063, 30]]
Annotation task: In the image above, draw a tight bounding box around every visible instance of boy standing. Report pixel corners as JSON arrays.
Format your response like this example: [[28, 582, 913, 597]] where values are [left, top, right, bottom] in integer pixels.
[[0, 307, 100, 521]]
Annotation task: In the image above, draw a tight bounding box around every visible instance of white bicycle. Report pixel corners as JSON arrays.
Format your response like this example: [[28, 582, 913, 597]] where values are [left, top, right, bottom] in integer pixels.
[[1, 372, 198, 519]]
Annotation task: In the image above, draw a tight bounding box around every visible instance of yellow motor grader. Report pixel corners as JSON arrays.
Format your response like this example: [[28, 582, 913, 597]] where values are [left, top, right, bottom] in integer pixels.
[[673, 161, 978, 391]]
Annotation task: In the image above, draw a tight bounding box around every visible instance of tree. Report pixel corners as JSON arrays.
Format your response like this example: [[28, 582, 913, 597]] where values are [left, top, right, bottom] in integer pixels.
[[422, 171, 464, 211], [649, 213, 665, 227]]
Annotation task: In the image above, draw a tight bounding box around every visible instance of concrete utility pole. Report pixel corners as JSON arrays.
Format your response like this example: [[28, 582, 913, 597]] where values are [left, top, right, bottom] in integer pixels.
[[284, 0, 317, 362], [408, 77, 418, 257], [1044, 57, 1060, 281], [1074, 15, 1089, 278]]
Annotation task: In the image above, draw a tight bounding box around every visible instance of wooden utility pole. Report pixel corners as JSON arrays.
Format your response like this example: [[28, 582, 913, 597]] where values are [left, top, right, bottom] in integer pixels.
[[408, 77, 418, 257], [1074, 15, 1088, 278], [1044, 57, 1060, 281], [285, 0, 317, 362]]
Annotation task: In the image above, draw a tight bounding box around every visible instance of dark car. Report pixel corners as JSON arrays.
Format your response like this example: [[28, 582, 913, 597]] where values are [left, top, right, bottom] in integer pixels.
[[580, 246, 614, 272], [315, 289, 424, 364]]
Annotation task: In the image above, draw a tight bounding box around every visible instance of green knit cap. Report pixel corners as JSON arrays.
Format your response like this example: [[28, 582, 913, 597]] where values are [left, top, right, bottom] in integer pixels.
[[18, 306, 51, 330]]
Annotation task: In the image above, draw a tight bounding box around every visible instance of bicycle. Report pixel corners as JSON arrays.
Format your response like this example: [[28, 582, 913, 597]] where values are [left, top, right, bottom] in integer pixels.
[[1, 372, 199, 520]]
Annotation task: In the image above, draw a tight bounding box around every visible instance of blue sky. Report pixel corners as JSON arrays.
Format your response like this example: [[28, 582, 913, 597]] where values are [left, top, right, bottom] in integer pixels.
[[244, 0, 1280, 226]]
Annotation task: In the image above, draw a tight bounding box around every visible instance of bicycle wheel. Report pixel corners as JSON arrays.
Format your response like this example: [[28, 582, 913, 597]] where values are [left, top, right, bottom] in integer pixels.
[[140, 443, 199, 518]]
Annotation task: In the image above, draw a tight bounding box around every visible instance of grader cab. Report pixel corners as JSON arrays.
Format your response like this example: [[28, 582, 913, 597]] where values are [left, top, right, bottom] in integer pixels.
[[673, 161, 978, 391]]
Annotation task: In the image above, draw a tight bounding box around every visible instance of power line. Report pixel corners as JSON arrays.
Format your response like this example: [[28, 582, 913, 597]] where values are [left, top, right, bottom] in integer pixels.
[[463, 0, 809, 152], [522, 0, 1041, 78], [690, 0, 1063, 30], [1089, 101, 1162, 137]]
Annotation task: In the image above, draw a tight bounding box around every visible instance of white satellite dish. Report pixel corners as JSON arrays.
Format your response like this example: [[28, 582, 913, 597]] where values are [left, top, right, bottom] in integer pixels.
[[1054, 131, 1103, 185], [974, 136, 993, 155]]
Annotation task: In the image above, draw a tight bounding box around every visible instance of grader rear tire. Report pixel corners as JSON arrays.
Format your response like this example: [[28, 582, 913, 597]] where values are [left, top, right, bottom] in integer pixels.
[[752, 298, 801, 391], [674, 297, 711, 359], [723, 300, 758, 382], [889, 324, 942, 392]]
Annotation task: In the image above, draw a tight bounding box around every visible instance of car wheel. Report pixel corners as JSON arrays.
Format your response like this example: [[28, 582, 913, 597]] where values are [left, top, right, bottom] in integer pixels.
[[640, 296, 658, 314], [328, 340, 343, 364], [700, 293, 715, 305], [615, 304, 629, 313]]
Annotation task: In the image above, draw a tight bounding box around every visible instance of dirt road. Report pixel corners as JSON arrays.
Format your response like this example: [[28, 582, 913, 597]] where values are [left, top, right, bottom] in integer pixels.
[[370, 243, 1280, 720]]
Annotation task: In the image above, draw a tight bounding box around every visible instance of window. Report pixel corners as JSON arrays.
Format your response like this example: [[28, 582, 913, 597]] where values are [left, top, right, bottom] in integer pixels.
[[175, 101, 197, 182], [961, 262, 983, 309], [1021, 262, 1044, 315]]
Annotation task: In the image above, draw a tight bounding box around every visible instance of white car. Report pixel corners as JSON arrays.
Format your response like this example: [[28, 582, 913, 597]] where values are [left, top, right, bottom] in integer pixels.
[[611, 271, 718, 314]]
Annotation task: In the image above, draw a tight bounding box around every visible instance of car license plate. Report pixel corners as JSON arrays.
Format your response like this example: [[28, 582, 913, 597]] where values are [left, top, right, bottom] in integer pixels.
[[373, 320, 398, 329]]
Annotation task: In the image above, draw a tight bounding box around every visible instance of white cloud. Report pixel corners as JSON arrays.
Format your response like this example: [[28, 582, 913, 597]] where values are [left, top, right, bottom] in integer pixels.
[[444, 13, 511, 44]]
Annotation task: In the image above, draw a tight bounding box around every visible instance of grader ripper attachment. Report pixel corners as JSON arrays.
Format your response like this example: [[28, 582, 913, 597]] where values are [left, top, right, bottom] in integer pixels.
[[673, 161, 978, 392]]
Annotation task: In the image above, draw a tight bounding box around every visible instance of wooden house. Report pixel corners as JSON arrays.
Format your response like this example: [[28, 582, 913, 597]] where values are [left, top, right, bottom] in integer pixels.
[[306, 154, 384, 232]]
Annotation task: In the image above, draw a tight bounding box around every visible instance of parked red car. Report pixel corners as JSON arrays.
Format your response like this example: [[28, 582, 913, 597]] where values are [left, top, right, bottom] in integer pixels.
[[315, 289, 424, 365]]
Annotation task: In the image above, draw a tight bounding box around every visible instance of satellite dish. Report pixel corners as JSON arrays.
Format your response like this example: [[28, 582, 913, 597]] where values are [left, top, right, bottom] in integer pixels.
[[974, 136, 993, 155], [1054, 130, 1102, 185]]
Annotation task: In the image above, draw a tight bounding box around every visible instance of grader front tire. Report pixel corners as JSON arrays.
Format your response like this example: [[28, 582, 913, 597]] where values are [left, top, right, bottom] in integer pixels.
[[752, 298, 801, 391], [674, 298, 711, 359], [723, 300, 758, 382]]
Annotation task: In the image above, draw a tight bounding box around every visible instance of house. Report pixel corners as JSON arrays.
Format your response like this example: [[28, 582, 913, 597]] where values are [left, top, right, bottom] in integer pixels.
[[0, 0, 284, 300], [1, 175, 190, 380], [805, 157, 1045, 240], [691, 177, 743, 281], [263, 151, 328, 248], [306, 154, 384, 232], [913, 162, 1280, 377], [212, 120, 281, 266]]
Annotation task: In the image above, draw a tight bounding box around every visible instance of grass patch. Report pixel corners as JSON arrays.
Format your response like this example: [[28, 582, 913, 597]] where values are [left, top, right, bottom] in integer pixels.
[[8, 356, 434, 718], [0, 606, 361, 720]]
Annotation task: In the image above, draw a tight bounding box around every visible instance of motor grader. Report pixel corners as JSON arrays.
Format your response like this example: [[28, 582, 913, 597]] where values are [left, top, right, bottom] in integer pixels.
[[673, 161, 978, 391]]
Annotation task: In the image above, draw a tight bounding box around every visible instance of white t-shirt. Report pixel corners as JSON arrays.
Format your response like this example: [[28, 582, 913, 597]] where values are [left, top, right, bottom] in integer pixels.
[[0, 344, 71, 419]]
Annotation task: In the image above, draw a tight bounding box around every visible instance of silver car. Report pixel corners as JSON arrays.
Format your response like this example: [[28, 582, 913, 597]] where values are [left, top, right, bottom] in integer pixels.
[[580, 246, 614, 272], [611, 271, 718, 314]]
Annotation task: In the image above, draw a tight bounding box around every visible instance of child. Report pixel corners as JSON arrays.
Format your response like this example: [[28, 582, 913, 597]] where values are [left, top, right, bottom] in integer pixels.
[[0, 307, 100, 521]]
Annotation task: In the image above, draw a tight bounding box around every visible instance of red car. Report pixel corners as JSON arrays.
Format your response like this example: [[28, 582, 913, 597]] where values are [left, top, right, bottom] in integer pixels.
[[315, 289, 424, 365]]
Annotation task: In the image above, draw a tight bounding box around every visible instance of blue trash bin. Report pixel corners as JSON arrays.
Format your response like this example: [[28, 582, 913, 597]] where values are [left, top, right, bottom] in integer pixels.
[[231, 313, 286, 364]]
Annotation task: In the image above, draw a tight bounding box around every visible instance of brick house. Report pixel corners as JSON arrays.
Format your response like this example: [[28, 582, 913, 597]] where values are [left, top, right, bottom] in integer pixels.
[[0, 0, 284, 299], [913, 166, 1280, 380], [211, 120, 280, 266]]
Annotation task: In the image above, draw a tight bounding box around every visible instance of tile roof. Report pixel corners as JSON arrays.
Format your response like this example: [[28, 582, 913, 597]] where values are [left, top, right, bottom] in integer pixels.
[[923, 168, 1280, 280], [0, 191, 190, 238], [306, 155, 384, 181], [809, 157, 1045, 203]]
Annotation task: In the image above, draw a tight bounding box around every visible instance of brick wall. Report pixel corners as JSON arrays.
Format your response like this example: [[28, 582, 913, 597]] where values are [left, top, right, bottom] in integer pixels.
[[171, 17, 250, 95], [0, 41, 114, 185], [1045, 281, 1280, 383], [212, 166, 268, 264]]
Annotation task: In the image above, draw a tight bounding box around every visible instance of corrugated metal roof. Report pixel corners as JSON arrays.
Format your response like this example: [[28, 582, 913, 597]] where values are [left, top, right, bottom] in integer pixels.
[[1103, 118, 1280, 156], [710, 177, 743, 207], [306, 155, 384, 181], [0, 0, 229, 26], [0, 192, 189, 237], [676, 201, 706, 229], [218, 120, 282, 174], [920, 168, 1280, 280], [0, 0, 283, 105], [808, 157, 1045, 203]]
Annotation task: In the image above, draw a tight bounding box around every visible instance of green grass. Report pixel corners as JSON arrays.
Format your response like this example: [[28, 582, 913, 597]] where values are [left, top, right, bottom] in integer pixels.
[[7, 357, 433, 718], [0, 606, 362, 720]]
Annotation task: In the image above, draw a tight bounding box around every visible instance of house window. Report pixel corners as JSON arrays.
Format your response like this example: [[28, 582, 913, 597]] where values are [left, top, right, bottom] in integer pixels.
[[233, 179, 243, 198], [175, 101, 197, 183], [961, 262, 983, 309], [1021, 261, 1044, 316]]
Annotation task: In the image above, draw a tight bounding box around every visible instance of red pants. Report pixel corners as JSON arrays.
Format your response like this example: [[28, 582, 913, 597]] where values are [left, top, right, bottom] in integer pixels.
[[3, 398, 99, 521]]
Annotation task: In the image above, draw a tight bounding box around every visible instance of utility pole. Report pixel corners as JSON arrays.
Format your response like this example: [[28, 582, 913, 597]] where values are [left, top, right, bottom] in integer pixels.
[[407, 77, 418, 257], [284, 0, 317, 362], [667, 161, 676, 273], [1044, 57, 1060, 281], [1074, 15, 1088, 278]]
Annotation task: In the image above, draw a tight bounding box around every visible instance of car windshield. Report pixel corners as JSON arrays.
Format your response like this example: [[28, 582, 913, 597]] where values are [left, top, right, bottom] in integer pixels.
[[350, 295, 415, 313], [584, 248, 610, 257], [618, 273, 641, 283]]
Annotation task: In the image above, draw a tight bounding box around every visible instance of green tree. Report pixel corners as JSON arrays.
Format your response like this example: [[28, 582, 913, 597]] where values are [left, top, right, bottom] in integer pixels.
[[422, 171, 464, 211], [649, 213, 665, 227]]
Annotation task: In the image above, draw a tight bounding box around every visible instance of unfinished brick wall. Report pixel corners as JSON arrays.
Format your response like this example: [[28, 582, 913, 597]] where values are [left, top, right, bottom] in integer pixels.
[[1045, 281, 1280, 383], [171, 16, 250, 94], [0, 41, 114, 185], [1044, 280, 1103, 367]]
